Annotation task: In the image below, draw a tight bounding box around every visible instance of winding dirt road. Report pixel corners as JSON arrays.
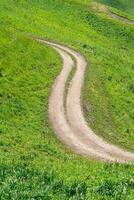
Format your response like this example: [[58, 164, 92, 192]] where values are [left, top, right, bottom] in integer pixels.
[[37, 38, 134, 163]]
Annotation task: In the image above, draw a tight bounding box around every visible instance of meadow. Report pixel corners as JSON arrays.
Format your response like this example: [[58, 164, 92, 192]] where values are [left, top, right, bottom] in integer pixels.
[[0, 0, 134, 199]]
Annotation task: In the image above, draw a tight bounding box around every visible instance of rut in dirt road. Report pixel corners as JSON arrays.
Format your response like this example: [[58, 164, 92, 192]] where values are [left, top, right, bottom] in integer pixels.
[[36, 38, 134, 163]]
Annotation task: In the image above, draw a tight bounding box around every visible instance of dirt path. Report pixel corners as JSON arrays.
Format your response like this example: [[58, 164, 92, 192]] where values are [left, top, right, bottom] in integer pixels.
[[36, 38, 134, 163], [91, 2, 134, 25], [108, 10, 134, 25]]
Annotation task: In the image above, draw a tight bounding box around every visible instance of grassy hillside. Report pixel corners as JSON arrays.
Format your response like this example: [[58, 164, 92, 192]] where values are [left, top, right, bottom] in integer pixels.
[[0, 0, 134, 199]]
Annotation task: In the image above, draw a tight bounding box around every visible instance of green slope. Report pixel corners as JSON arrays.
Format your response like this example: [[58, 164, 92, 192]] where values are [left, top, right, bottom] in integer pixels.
[[0, 0, 134, 199]]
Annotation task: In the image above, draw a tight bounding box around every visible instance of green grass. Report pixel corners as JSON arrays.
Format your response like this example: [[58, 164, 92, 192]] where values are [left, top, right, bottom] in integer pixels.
[[0, 0, 134, 199], [0, 29, 64, 164]]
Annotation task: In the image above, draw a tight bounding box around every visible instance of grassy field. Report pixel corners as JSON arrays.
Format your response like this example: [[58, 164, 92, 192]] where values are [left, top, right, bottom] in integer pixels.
[[0, 0, 134, 199]]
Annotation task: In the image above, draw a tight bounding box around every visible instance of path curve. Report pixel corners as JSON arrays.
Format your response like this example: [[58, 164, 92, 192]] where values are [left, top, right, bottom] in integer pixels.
[[91, 3, 134, 25], [36, 38, 134, 163], [108, 10, 134, 25]]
